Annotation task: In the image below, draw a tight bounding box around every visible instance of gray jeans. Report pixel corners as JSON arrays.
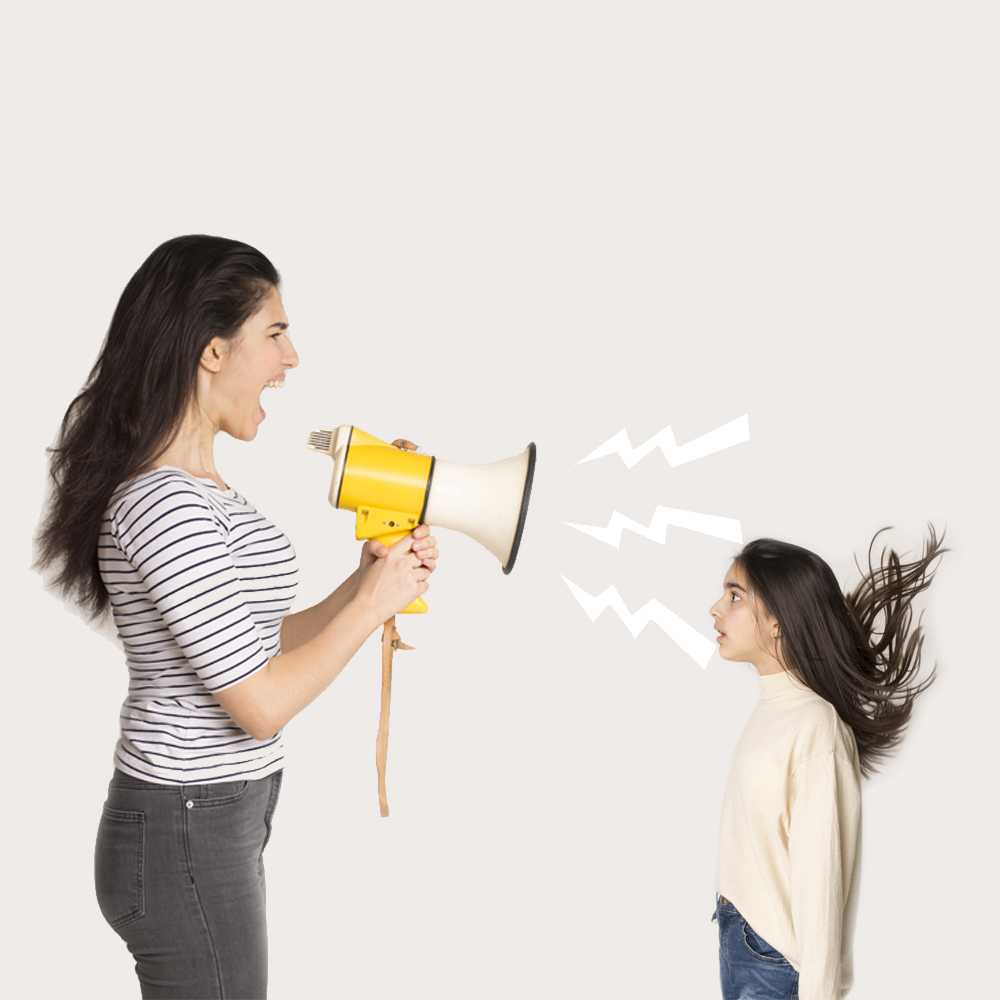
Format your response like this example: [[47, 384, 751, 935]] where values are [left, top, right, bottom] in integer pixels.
[[94, 768, 283, 999]]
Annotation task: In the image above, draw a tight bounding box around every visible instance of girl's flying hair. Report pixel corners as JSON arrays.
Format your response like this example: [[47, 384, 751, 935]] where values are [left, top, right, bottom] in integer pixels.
[[735, 527, 945, 777]]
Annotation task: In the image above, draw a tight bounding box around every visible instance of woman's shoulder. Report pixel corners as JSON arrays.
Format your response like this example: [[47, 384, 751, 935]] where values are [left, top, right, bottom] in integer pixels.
[[107, 467, 230, 530]]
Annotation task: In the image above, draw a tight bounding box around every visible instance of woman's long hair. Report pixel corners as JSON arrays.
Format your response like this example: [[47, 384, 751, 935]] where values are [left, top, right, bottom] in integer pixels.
[[735, 527, 945, 777], [36, 235, 280, 618]]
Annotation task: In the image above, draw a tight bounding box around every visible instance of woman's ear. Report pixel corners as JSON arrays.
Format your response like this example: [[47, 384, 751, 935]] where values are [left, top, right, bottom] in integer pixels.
[[200, 337, 228, 373]]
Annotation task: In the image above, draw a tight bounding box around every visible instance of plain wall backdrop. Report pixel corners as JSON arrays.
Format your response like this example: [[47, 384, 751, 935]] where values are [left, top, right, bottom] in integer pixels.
[[4, 3, 995, 997]]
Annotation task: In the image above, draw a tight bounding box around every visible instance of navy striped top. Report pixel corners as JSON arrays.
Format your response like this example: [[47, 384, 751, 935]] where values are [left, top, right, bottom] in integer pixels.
[[99, 468, 299, 784]]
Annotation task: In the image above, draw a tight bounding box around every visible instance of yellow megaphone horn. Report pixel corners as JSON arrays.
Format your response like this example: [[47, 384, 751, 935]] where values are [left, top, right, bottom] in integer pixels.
[[306, 425, 536, 612]]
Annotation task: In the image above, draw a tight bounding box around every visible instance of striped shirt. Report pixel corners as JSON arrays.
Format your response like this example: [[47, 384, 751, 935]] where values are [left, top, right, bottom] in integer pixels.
[[99, 467, 298, 784]]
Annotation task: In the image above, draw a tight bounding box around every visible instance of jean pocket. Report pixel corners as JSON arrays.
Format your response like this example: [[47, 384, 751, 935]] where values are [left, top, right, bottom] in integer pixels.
[[187, 780, 249, 807], [94, 805, 145, 930], [741, 920, 791, 966]]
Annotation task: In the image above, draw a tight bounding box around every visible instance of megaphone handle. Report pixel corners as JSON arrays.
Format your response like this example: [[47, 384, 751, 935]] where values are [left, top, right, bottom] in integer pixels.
[[376, 616, 395, 818]]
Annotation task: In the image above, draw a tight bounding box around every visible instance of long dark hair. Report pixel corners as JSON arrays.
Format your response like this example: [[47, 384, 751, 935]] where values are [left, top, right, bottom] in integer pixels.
[[735, 527, 945, 777], [36, 235, 280, 617]]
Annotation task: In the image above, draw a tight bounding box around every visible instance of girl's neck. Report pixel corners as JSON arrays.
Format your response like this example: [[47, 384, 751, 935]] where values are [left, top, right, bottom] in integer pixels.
[[754, 660, 786, 677]]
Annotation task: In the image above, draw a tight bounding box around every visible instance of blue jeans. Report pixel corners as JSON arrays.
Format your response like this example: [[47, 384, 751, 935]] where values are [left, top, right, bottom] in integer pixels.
[[714, 895, 799, 1000], [94, 768, 283, 999]]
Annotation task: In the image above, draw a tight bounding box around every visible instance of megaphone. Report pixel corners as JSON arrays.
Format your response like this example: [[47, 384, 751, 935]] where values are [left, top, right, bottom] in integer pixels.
[[306, 425, 536, 612]]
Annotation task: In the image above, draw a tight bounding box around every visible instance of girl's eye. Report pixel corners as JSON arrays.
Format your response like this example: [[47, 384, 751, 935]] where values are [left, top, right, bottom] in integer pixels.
[[731, 592, 740, 602]]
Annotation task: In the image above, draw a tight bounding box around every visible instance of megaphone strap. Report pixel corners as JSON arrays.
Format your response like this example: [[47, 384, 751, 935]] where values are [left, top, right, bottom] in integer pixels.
[[376, 618, 414, 818], [376, 619, 395, 818]]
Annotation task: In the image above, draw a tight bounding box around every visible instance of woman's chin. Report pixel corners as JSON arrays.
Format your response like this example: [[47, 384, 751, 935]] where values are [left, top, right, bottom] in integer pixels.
[[222, 421, 260, 443]]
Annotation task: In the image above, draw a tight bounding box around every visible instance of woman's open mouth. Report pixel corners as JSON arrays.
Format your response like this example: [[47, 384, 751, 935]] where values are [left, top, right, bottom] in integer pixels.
[[260, 377, 286, 418]]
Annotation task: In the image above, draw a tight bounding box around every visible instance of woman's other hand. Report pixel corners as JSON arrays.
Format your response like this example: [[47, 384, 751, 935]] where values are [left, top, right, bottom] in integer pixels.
[[353, 530, 433, 623], [359, 525, 437, 574], [409, 524, 438, 571]]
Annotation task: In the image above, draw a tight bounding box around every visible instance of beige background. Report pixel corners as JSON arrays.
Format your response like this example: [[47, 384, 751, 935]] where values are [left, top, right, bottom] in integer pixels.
[[4, 3, 994, 997]]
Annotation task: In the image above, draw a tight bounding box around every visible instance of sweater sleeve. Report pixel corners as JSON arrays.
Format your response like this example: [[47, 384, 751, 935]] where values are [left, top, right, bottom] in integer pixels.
[[788, 752, 862, 1000], [109, 477, 272, 693]]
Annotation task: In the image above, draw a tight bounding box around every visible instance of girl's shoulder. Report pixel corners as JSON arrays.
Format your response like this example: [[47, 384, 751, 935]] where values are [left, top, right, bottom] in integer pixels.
[[786, 684, 858, 766]]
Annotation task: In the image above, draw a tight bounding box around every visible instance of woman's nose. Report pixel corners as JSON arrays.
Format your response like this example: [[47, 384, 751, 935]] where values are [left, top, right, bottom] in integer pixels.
[[284, 338, 300, 369]]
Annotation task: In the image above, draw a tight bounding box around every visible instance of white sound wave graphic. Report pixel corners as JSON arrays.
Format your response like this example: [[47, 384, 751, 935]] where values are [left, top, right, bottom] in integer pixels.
[[577, 414, 750, 469], [560, 576, 717, 668], [565, 507, 742, 548]]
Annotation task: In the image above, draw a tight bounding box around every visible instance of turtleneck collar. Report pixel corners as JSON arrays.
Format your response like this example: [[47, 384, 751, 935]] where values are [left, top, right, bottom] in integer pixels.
[[758, 669, 809, 700]]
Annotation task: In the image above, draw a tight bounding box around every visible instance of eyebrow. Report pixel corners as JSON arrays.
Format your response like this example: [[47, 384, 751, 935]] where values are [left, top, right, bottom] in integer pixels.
[[268, 321, 289, 330], [726, 582, 747, 592]]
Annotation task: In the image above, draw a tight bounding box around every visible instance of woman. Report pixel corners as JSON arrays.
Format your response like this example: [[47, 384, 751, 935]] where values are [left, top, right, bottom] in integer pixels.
[[709, 530, 943, 1000], [37, 235, 437, 998]]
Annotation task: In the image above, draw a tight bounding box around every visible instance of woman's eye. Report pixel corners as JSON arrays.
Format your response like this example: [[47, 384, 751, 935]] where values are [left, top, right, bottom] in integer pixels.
[[731, 593, 740, 602]]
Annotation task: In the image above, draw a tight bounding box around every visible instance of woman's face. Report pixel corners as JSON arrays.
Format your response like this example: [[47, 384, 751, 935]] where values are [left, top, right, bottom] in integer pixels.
[[204, 286, 299, 441], [709, 563, 783, 674]]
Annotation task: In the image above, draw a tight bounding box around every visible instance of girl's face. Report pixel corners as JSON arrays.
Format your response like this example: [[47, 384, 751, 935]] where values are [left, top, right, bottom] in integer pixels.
[[709, 563, 784, 675], [202, 286, 299, 442]]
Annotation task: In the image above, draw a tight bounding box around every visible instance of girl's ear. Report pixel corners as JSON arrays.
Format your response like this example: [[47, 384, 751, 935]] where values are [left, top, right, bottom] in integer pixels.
[[765, 613, 780, 640]]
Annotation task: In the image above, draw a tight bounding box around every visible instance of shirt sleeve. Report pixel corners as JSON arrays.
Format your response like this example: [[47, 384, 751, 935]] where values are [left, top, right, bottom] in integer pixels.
[[110, 477, 272, 692], [788, 751, 862, 1000]]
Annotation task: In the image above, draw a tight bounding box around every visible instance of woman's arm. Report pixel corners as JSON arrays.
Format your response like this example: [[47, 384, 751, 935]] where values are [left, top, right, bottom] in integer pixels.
[[278, 568, 361, 653], [279, 525, 438, 653], [214, 529, 436, 740]]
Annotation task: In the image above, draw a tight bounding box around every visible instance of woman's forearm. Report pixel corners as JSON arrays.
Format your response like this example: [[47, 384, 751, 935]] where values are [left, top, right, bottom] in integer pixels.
[[216, 532, 432, 739], [216, 593, 384, 739], [216, 530, 435, 739], [279, 569, 361, 652]]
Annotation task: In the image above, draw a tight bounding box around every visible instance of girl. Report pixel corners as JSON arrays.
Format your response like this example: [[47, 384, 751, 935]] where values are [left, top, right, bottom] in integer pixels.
[[37, 235, 438, 999], [709, 529, 943, 1000]]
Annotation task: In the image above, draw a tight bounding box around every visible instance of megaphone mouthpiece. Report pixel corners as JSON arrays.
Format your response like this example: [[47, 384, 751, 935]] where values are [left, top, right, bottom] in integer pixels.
[[306, 429, 334, 454]]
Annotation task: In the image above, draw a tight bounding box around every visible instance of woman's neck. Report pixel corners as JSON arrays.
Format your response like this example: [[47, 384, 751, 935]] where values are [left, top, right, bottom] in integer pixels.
[[149, 405, 227, 490]]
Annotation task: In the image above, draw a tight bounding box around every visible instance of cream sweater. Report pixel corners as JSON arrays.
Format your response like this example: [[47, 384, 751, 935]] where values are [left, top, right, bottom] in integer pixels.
[[717, 670, 862, 1000]]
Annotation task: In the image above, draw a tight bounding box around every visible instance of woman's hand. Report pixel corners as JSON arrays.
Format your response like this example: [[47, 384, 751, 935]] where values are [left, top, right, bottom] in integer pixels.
[[359, 538, 387, 575], [409, 524, 438, 571], [359, 524, 438, 574], [352, 529, 437, 624]]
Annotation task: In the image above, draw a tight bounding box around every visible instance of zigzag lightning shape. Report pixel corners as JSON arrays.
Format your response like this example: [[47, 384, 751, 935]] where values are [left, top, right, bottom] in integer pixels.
[[565, 507, 742, 547], [577, 414, 750, 469], [560, 576, 716, 668]]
